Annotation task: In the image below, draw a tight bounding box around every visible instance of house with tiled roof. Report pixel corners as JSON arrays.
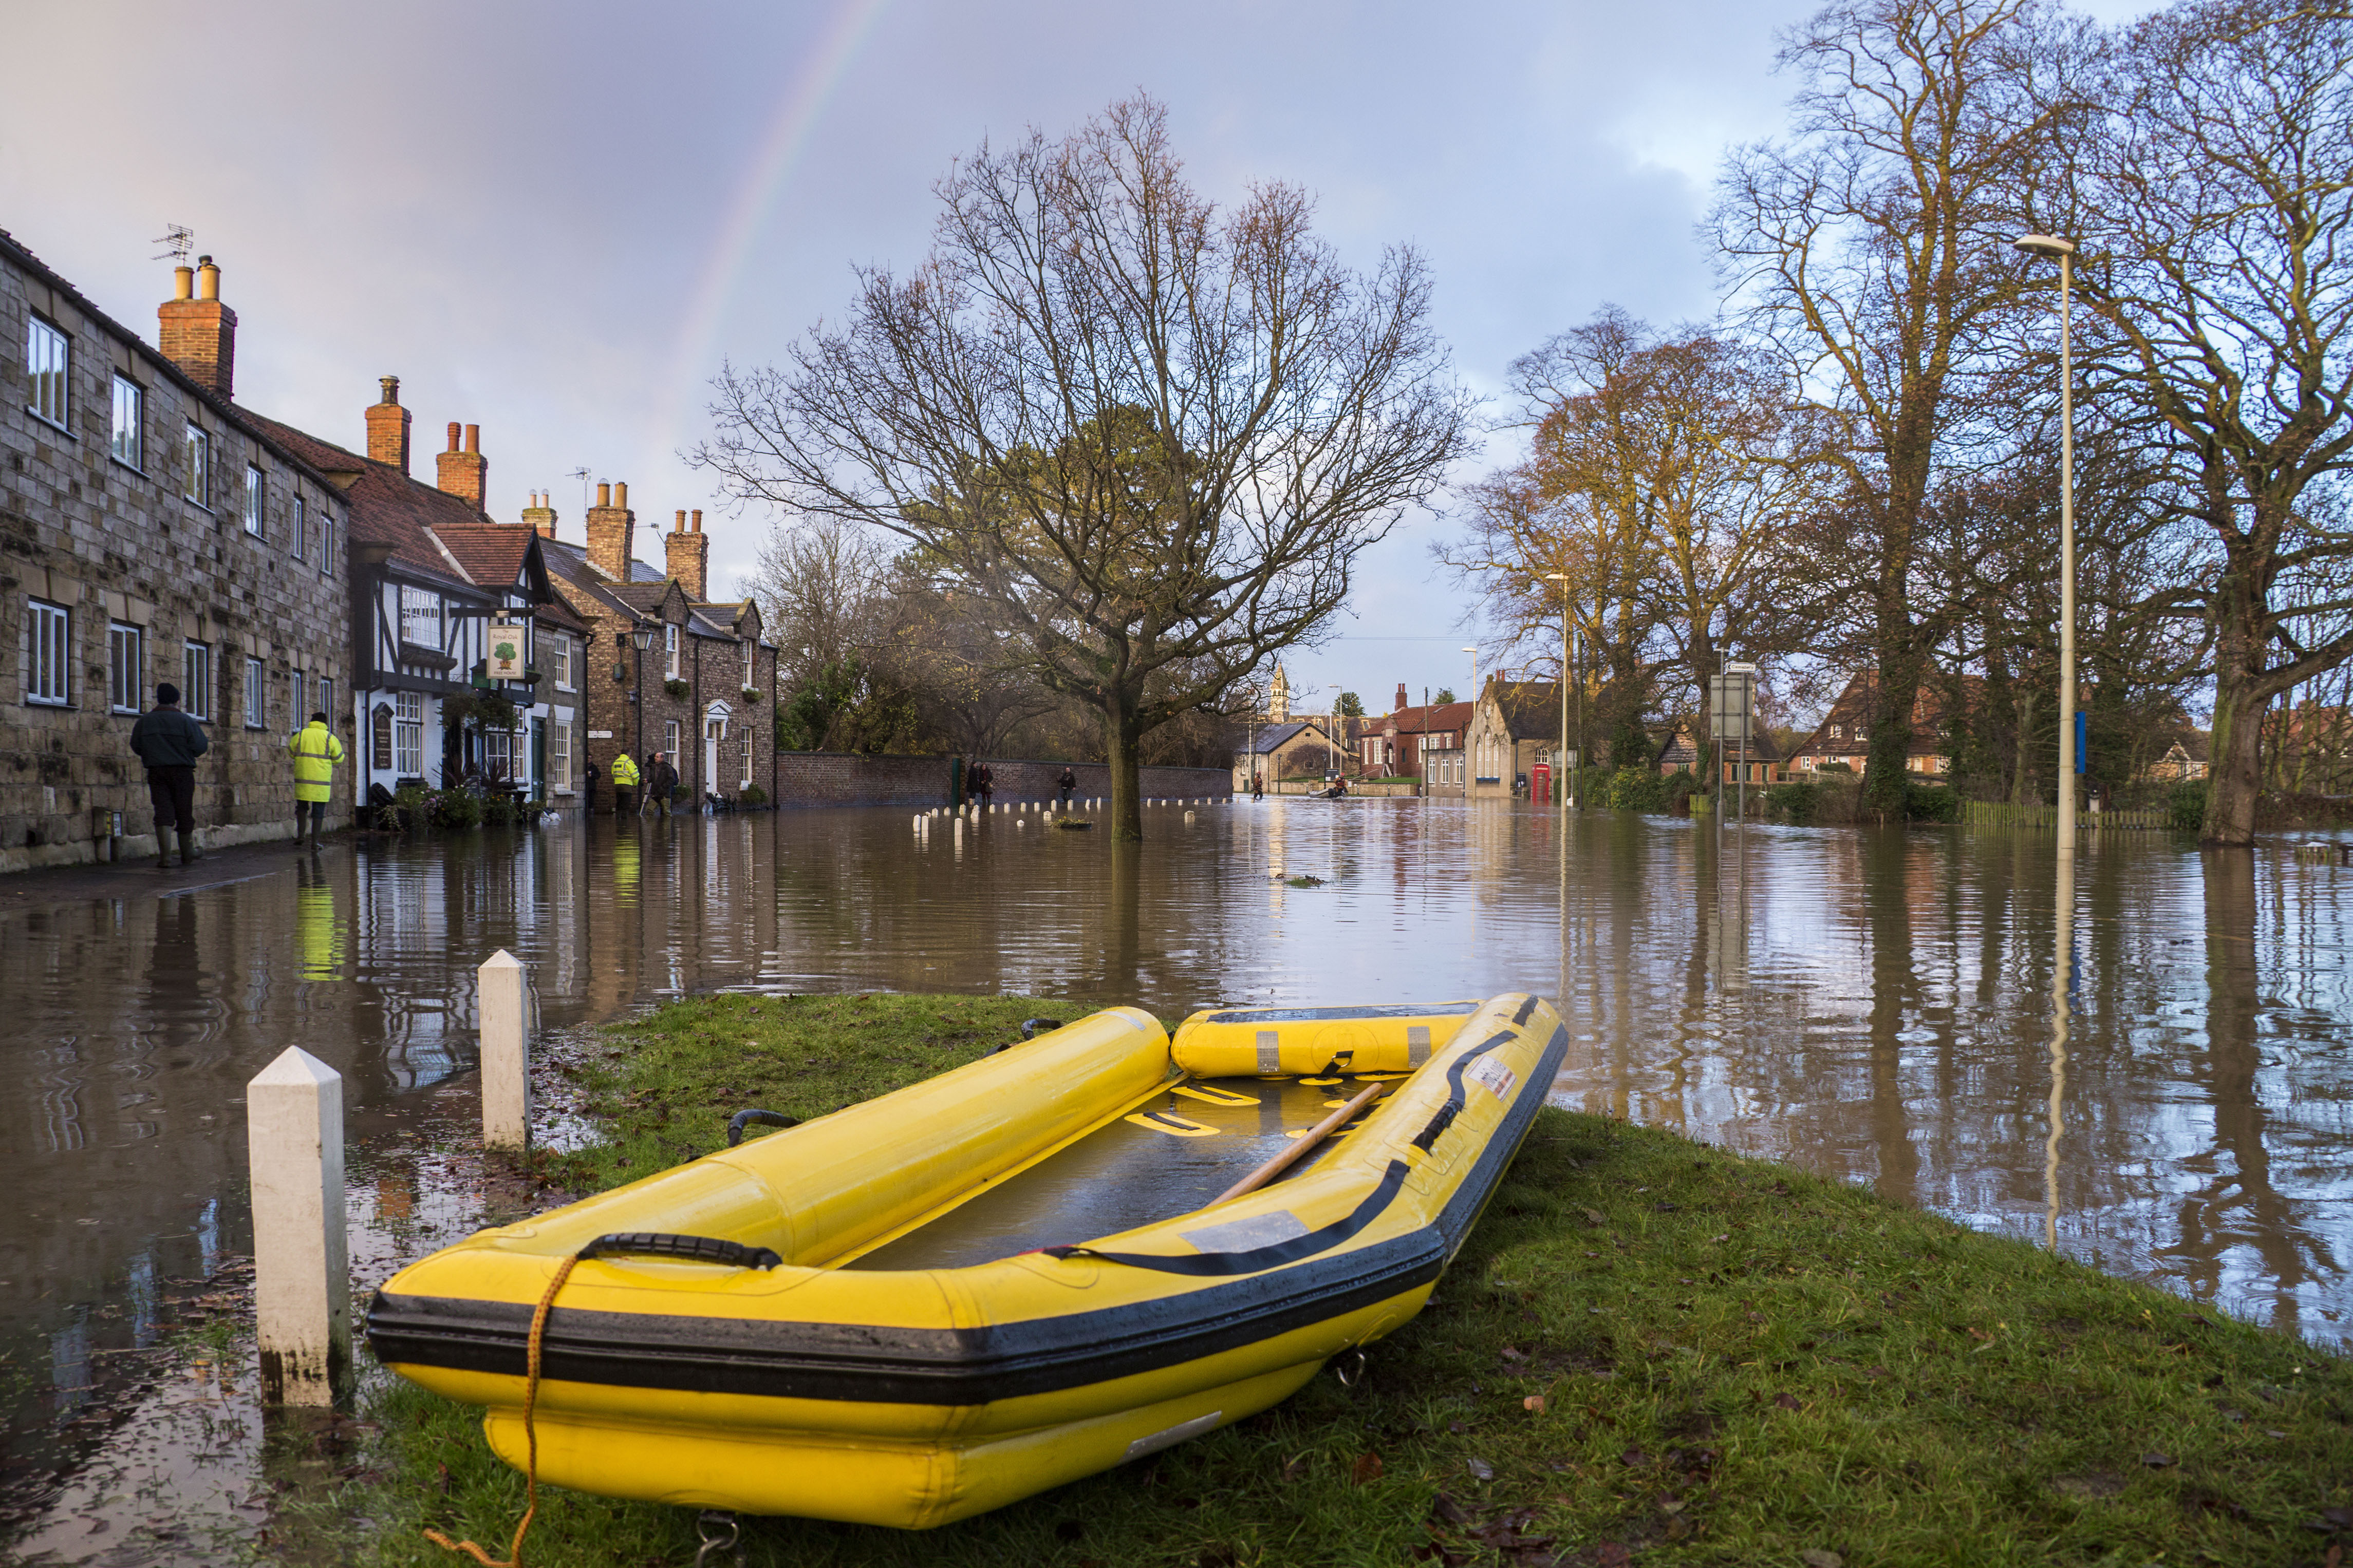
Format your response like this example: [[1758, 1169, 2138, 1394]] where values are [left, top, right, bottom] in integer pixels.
[[1465, 678, 1566, 797], [3, 232, 353, 869], [530, 493, 778, 810], [1787, 673, 1965, 778], [1232, 717, 1344, 792], [243, 392, 581, 801], [1369, 683, 1474, 792]]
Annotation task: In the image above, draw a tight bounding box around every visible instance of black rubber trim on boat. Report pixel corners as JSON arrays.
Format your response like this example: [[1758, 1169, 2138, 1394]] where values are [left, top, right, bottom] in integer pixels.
[[1411, 1028, 1517, 1153], [726, 1110, 799, 1148], [365, 1020, 1569, 1407], [576, 1233, 783, 1271]]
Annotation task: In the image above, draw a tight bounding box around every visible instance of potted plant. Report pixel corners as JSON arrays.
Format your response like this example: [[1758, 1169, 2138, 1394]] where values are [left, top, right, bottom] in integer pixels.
[[664, 678, 690, 700], [741, 687, 762, 703]]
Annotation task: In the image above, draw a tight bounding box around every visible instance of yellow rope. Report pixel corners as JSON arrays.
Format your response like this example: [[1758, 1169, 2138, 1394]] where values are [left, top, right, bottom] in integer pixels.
[[424, 1253, 581, 1568]]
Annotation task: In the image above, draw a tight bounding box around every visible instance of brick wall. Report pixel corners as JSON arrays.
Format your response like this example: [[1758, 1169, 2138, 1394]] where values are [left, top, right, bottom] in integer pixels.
[[775, 751, 949, 805], [1, 242, 350, 873], [976, 759, 1231, 802]]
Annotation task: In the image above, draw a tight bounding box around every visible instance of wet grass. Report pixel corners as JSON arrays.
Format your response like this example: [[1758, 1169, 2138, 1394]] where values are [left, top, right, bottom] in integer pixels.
[[338, 995, 2352, 1567]]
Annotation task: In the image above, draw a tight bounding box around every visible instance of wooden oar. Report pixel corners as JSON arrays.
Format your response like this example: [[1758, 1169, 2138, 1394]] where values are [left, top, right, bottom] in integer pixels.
[[1210, 1080, 1389, 1206]]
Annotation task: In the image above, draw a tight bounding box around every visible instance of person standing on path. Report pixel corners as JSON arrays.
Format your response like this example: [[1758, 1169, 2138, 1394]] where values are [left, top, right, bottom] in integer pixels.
[[1057, 767, 1076, 808], [609, 750, 641, 816], [286, 711, 346, 849], [128, 682, 210, 871]]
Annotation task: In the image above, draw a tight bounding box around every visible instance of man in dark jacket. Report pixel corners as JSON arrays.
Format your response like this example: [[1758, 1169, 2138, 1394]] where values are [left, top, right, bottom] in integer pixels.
[[129, 682, 210, 870], [647, 751, 680, 818], [1057, 767, 1076, 807]]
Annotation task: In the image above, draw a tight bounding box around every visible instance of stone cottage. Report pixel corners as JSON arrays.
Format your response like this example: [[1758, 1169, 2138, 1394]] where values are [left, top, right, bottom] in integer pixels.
[[2, 233, 350, 871]]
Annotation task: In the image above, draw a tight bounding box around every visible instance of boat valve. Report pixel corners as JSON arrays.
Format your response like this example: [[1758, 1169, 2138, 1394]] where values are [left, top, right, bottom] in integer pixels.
[[1333, 1347, 1369, 1388], [694, 1509, 745, 1566]]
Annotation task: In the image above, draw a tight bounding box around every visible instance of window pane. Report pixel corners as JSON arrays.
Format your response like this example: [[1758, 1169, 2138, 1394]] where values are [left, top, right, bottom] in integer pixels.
[[184, 426, 209, 504], [26, 319, 67, 425], [245, 658, 266, 727], [245, 466, 265, 536], [291, 495, 305, 560], [321, 511, 334, 572], [27, 601, 70, 705], [109, 624, 141, 711], [110, 376, 142, 467], [182, 643, 211, 720]]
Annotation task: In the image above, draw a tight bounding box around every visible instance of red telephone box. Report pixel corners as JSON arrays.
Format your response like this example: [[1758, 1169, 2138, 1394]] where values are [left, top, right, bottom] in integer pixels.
[[1531, 762, 1552, 803]]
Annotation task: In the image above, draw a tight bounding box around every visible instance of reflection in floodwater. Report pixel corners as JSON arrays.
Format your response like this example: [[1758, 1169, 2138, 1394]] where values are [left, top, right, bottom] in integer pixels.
[[0, 802, 2347, 1516]]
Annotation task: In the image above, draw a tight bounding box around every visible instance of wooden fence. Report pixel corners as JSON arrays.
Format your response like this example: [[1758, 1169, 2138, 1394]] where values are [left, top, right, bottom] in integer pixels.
[[1961, 801, 2170, 832]]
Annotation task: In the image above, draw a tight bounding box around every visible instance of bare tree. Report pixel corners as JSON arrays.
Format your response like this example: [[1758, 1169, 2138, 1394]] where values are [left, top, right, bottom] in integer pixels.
[[1713, 0, 2063, 820], [696, 96, 1472, 839], [2055, 0, 2353, 844]]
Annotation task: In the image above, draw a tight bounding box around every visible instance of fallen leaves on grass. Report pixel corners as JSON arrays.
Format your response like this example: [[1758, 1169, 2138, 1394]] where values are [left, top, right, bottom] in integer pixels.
[[1350, 1451, 1384, 1485]]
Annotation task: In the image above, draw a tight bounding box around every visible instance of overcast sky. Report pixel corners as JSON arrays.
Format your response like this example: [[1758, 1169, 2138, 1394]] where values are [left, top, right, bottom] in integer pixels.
[[3, 0, 2144, 714]]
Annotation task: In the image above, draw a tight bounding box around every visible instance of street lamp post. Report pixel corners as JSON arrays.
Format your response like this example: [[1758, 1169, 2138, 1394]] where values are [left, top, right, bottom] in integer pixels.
[[1545, 574, 1574, 809], [2014, 233, 2077, 855], [1462, 646, 1478, 788], [630, 622, 655, 801]]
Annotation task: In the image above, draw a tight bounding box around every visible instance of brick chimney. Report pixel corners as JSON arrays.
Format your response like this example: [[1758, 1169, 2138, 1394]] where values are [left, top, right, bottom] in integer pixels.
[[436, 422, 487, 509], [520, 490, 557, 539], [1395, 682, 1409, 714], [666, 508, 709, 601], [586, 481, 633, 580], [365, 377, 412, 473], [158, 254, 237, 398]]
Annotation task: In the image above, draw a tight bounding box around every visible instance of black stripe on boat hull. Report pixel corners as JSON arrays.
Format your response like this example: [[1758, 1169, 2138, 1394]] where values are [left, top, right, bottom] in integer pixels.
[[367, 1019, 1568, 1406]]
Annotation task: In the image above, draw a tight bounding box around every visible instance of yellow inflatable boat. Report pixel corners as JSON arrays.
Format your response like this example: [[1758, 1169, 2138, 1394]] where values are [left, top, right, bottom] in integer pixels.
[[367, 993, 1566, 1528]]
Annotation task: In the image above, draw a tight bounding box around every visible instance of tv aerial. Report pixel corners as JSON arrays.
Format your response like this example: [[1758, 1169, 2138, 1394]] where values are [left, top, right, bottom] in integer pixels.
[[152, 225, 194, 265]]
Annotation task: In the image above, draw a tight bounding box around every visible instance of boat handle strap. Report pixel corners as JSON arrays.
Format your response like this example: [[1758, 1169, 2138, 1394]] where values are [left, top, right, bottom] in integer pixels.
[[576, 1232, 782, 1271], [726, 1108, 799, 1146]]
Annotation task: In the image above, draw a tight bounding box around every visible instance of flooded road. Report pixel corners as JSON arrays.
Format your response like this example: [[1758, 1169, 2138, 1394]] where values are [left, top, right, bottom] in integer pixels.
[[1, 799, 2346, 1510]]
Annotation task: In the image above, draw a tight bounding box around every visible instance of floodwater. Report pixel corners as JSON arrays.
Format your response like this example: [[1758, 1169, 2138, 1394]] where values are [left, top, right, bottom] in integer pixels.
[[1, 799, 2348, 1545]]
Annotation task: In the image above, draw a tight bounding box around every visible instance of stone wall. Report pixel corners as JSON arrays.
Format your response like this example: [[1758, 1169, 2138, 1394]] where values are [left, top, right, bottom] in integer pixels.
[[1, 239, 351, 874], [768, 753, 1232, 808]]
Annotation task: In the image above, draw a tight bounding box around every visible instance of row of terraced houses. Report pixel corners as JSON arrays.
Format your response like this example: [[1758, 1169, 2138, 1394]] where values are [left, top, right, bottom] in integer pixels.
[[1, 229, 777, 873]]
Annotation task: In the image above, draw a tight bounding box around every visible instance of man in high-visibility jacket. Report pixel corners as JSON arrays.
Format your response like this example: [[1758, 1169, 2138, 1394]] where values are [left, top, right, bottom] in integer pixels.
[[609, 749, 642, 816], [286, 711, 346, 849]]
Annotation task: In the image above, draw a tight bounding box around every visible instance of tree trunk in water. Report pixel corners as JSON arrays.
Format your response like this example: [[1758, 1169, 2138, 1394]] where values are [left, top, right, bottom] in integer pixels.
[[1102, 692, 1145, 843], [2204, 668, 2265, 848], [1864, 640, 1921, 824]]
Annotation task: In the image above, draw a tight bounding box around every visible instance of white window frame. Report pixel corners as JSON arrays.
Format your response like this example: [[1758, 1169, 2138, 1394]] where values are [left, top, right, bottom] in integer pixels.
[[289, 670, 305, 733], [550, 720, 573, 793], [663, 718, 680, 769], [25, 599, 70, 706], [393, 690, 424, 777], [182, 642, 212, 720], [110, 374, 143, 469], [664, 623, 679, 679], [26, 317, 67, 428], [320, 508, 334, 574], [244, 464, 265, 537], [291, 495, 305, 560], [399, 586, 442, 650], [552, 634, 573, 692], [319, 677, 334, 731], [184, 424, 210, 507], [739, 734, 753, 790], [740, 639, 754, 689], [108, 622, 141, 713], [482, 725, 515, 782], [244, 656, 267, 729]]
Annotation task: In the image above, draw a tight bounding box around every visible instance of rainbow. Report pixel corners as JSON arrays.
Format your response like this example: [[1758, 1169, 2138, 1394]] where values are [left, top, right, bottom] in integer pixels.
[[657, 0, 898, 461]]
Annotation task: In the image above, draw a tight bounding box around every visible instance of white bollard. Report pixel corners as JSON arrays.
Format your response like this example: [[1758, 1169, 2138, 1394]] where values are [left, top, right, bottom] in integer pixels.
[[1185, 810, 1196, 823], [248, 1046, 350, 1406], [478, 950, 530, 1151]]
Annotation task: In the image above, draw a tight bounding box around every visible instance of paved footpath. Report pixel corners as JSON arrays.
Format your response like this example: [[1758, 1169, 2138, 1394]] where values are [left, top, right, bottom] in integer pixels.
[[0, 833, 348, 917]]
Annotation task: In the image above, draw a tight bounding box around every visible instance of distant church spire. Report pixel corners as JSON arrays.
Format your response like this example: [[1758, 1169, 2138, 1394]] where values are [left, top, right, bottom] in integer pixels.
[[1267, 662, 1290, 722]]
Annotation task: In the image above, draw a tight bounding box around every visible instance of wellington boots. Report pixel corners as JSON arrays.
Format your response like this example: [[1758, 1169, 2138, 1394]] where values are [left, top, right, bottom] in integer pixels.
[[155, 845, 175, 873], [178, 829, 202, 866]]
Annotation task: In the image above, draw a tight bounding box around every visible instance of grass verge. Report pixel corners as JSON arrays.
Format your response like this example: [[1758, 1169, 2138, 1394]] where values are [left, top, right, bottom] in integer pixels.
[[337, 994, 2351, 1567]]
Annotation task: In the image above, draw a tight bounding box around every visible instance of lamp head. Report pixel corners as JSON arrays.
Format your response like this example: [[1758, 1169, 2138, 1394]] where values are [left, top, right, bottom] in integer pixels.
[[2012, 234, 2076, 258], [631, 624, 655, 652]]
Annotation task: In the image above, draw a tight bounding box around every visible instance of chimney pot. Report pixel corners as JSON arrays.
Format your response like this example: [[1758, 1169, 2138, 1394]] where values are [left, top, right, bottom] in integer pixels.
[[675, 508, 687, 533], [365, 377, 412, 472], [159, 255, 237, 397], [436, 418, 488, 507], [465, 423, 479, 454], [596, 482, 611, 507], [446, 422, 461, 451], [666, 503, 712, 600], [614, 481, 628, 510], [691, 509, 702, 533]]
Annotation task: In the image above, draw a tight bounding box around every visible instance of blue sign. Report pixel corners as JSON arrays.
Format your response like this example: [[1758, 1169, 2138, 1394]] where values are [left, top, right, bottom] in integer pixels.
[[2075, 710, 2087, 773]]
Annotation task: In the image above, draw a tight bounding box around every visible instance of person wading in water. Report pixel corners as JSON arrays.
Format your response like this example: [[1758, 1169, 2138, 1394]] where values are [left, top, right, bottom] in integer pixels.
[[129, 682, 210, 870]]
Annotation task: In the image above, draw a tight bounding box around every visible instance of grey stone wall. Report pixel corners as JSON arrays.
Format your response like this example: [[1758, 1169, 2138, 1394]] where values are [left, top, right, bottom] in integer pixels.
[[1, 245, 350, 873]]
